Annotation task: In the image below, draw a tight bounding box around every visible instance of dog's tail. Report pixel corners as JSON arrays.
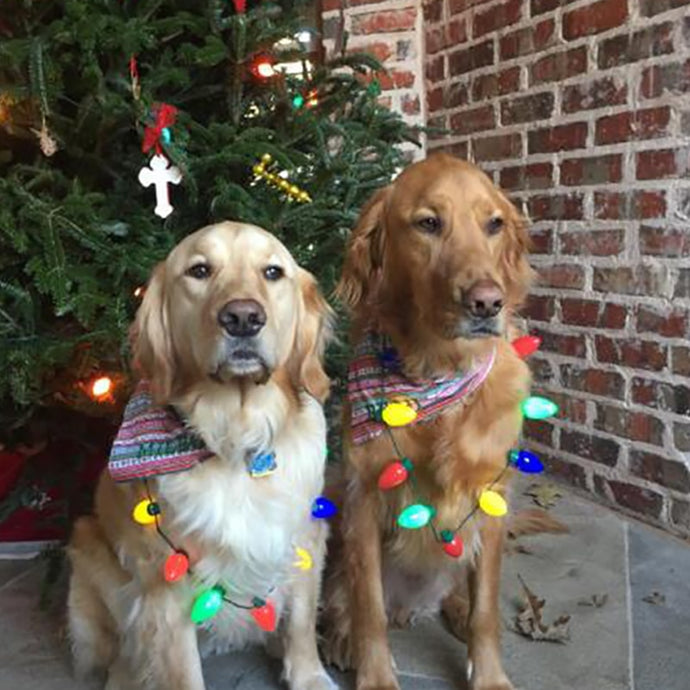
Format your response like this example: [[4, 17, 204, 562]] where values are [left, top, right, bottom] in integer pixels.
[[507, 508, 569, 539]]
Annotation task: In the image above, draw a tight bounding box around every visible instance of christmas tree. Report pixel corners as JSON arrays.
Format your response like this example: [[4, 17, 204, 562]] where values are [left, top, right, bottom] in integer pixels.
[[0, 0, 418, 533]]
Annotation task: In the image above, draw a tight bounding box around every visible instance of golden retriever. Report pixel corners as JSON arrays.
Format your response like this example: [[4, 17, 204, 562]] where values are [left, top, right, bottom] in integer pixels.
[[323, 153, 534, 690], [67, 221, 336, 690]]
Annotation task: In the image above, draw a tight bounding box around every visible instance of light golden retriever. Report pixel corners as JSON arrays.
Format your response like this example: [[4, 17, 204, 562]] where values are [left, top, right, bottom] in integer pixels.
[[67, 221, 336, 690], [323, 154, 534, 690]]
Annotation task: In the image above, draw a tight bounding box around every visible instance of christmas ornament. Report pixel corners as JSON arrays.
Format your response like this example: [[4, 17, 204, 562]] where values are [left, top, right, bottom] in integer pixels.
[[381, 399, 418, 427], [521, 396, 559, 420], [191, 586, 224, 624], [508, 449, 544, 474], [142, 103, 178, 154], [133, 498, 160, 525], [378, 458, 413, 490], [512, 335, 542, 359], [247, 451, 277, 478], [164, 551, 190, 582], [89, 376, 114, 401], [138, 154, 182, 219], [311, 496, 337, 519], [294, 546, 313, 571], [398, 503, 434, 529], [479, 490, 507, 517], [250, 54, 277, 80], [232, 0, 247, 13], [129, 55, 141, 101], [440, 530, 464, 558], [252, 153, 311, 203], [250, 598, 276, 632], [32, 117, 58, 156]]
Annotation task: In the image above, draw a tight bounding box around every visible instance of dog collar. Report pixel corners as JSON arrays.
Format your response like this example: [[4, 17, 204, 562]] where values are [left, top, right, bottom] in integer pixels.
[[347, 333, 496, 446], [108, 380, 276, 482]]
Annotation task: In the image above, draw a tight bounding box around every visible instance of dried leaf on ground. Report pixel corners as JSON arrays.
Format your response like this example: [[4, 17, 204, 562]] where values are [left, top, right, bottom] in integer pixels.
[[578, 593, 608, 608], [524, 483, 563, 509], [507, 508, 570, 540], [514, 574, 570, 643], [642, 591, 666, 606]]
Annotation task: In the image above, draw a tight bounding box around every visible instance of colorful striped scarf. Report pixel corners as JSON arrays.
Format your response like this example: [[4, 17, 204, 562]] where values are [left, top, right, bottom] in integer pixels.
[[108, 381, 214, 482], [347, 333, 496, 446]]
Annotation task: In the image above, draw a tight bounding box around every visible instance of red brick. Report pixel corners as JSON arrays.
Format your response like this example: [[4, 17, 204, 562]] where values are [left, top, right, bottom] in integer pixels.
[[531, 0, 578, 15], [537, 263, 586, 289], [530, 356, 556, 384], [595, 404, 665, 446], [438, 140, 470, 160], [427, 87, 444, 113], [351, 7, 417, 34], [523, 419, 554, 446], [601, 478, 663, 518], [423, 0, 443, 21], [536, 329, 586, 357], [530, 47, 587, 86], [523, 294, 555, 322], [593, 266, 668, 297], [500, 19, 555, 60], [472, 67, 521, 100], [450, 0, 493, 12], [640, 0, 690, 17], [563, 0, 628, 40], [640, 226, 690, 257], [351, 41, 393, 62], [595, 107, 671, 145], [401, 94, 420, 115], [561, 430, 620, 467], [637, 305, 688, 338], [595, 335, 668, 372], [449, 18, 467, 44], [449, 105, 496, 134], [561, 364, 625, 399], [473, 0, 522, 38], [425, 55, 445, 83], [426, 19, 468, 54], [501, 92, 554, 125], [594, 190, 666, 220], [500, 163, 553, 191], [630, 450, 690, 493], [637, 149, 687, 180], [376, 70, 416, 91], [561, 154, 622, 186], [672, 346, 690, 377], [528, 193, 584, 220], [449, 40, 494, 76], [445, 82, 470, 109], [473, 132, 522, 161], [547, 391, 588, 425], [632, 377, 690, 415], [543, 453, 588, 489], [598, 23, 674, 69], [562, 76, 627, 113], [641, 60, 690, 99], [529, 228, 554, 254], [560, 299, 627, 329], [561, 229, 625, 256], [528, 123, 587, 153]]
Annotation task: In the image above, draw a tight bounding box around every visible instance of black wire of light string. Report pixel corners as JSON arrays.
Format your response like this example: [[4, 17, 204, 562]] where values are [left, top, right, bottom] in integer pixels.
[[141, 478, 268, 610]]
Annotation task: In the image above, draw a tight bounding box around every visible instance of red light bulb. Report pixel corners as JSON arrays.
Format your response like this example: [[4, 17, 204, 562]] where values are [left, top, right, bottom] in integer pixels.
[[378, 459, 412, 490], [163, 551, 189, 582], [512, 335, 542, 359], [440, 530, 463, 558], [251, 598, 276, 632]]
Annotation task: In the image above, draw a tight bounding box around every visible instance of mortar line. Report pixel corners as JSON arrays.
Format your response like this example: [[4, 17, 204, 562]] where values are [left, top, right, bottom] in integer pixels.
[[624, 521, 636, 690]]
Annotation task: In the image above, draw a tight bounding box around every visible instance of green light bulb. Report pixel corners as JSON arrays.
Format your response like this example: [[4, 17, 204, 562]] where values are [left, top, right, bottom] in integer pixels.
[[292, 94, 305, 108], [191, 586, 224, 624], [398, 503, 434, 529], [521, 396, 559, 420]]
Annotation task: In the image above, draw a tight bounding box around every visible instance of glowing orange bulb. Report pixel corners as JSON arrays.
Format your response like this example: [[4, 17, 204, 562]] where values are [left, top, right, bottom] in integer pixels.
[[91, 376, 113, 399], [133, 286, 144, 298], [256, 61, 275, 78]]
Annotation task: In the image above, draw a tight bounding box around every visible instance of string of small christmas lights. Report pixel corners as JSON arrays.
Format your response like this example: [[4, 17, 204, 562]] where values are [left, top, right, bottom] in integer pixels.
[[252, 153, 312, 203], [372, 335, 556, 559], [131, 478, 337, 630]]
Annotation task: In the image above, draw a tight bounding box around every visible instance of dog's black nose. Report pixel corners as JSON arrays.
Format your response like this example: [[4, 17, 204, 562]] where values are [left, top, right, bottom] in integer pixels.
[[218, 299, 266, 337], [464, 280, 504, 319]]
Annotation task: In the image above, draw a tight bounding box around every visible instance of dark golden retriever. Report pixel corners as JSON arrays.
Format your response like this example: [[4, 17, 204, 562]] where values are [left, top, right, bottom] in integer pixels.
[[323, 153, 534, 690]]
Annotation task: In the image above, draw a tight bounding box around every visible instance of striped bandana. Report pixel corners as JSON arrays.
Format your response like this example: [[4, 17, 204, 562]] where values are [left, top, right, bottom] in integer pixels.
[[347, 333, 496, 446], [108, 380, 214, 482]]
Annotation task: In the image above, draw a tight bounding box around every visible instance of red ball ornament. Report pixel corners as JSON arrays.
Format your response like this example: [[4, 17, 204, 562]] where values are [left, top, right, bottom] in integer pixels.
[[440, 530, 463, 558], [251, 598, 276, 632], [512, 335, 542, 359], [232, 0, 246, 12], [378, 459, 412, 490], [164, 551, 189, 582]]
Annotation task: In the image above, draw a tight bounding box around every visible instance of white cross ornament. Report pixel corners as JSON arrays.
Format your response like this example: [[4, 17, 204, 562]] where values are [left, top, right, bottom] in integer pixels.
[[138, 154, 182, 219]]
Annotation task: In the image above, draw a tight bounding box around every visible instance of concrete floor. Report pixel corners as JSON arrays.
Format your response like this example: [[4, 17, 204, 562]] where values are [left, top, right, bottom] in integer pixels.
[[1, 478, 689, 690]]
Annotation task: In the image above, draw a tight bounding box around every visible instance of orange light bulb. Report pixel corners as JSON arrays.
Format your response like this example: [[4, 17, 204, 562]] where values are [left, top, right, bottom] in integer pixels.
[[91, 376, 113, 399]]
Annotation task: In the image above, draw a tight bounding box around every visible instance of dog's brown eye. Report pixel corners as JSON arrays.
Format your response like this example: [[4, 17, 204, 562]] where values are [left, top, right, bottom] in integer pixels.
[[486, 216, 504, 236], [186, 263, 211, 280], [418, 216, 442, 234], [264, 265, 284, 281]]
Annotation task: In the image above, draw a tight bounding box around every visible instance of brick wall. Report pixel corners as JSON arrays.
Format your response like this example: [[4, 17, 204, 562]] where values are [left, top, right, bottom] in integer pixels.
[[321, 0, 427, 157], [424, 0, 690, 536]]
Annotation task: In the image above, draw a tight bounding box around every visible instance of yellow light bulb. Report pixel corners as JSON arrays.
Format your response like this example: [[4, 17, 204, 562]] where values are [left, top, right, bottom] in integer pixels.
[[479, 490, 507, 517], [381, 400, 418, 427], [294, 546, 313, 571], [90, 376, 113, 400], [133, 498, 159, 525]]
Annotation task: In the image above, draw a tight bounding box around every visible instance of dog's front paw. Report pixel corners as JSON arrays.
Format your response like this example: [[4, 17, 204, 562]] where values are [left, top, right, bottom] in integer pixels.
[[470, 675, 515, 690], [294, 669, 340, 690], [356, 672, 401, 690]]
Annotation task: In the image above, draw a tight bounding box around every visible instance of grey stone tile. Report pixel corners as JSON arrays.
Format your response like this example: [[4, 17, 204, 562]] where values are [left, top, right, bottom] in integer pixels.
[[0, 556, 38, 590], [629, 522, 690, 690], [501, 481, 631, 690]]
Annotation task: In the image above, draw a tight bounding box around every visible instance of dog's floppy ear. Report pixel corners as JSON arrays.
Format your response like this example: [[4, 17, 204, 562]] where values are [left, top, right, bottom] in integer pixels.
[[336, 187, 390, 311], [499, 198, 535, 307], [130, 263, 176, 402], [290, 268, 334, 403]]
